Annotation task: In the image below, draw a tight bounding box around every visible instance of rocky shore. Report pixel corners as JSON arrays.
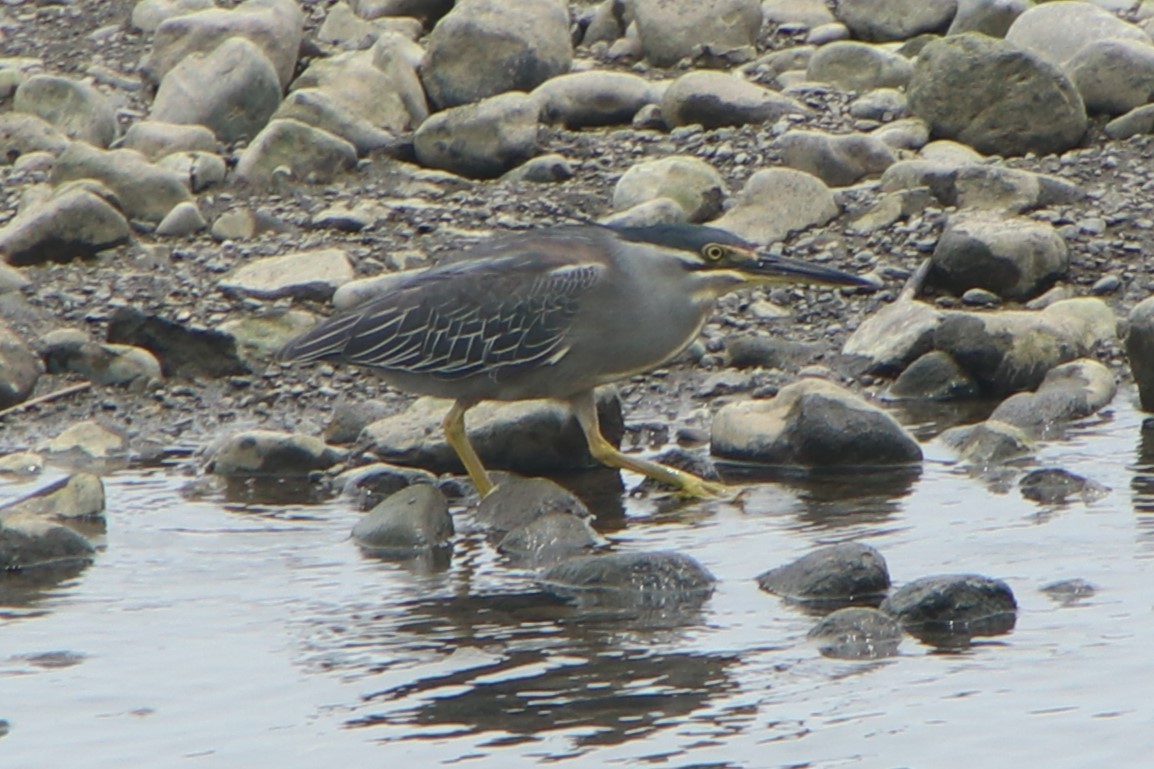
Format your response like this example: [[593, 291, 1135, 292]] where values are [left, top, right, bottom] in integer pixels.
[[2, 0, 1154, 648]]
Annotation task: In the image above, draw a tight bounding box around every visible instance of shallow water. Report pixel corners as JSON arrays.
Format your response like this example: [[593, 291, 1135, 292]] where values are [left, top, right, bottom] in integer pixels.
[[3, 388, 1154, 768]]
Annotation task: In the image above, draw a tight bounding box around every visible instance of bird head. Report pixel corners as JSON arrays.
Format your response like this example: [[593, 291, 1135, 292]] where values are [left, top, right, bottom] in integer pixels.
[[610, 223, 875, 294]]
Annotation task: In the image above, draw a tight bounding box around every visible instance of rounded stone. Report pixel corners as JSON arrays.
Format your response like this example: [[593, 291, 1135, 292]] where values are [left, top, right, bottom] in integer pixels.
[[612, 155, 726, 223]]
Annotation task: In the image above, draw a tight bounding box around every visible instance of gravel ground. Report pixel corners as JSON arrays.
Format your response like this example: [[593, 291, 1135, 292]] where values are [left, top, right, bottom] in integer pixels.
[[1, 0, 1151, 460]]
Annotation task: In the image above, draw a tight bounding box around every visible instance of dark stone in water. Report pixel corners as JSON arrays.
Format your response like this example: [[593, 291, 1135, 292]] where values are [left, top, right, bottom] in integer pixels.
[[881, 573, 1017, 647], [352, 484, 454, 555], [540, 550, 715, 610], [808, 606, 903, 659], [757, 542, 891, 608], [1040, 578, 1096, 606], [1020, 468, 1105, 504], [496, 511, 600, 562], [474, 475, 590, 534]]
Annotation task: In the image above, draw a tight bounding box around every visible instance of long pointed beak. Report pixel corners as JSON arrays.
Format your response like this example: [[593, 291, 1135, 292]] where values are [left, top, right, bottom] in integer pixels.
[[743, 252, 875, 288]]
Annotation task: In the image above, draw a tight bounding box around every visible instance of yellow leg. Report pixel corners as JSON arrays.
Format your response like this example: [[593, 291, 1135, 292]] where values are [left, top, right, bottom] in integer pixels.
[[442, 399, 495, 497], [568, 391, 727, 499]]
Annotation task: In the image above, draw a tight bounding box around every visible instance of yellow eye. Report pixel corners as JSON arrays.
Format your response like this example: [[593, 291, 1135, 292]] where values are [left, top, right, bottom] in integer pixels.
[[703, 244, 726, 262]]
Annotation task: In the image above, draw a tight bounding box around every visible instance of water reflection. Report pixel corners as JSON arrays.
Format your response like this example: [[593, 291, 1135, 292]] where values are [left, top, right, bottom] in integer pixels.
[[1130, 418, 1154, 515]]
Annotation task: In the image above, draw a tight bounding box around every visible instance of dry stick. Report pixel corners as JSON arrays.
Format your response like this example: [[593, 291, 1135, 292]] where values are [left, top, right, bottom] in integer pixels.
[[0, 382, 92, 420]]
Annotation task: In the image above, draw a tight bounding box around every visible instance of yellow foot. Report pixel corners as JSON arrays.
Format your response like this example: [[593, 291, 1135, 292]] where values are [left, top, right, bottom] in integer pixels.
[[670, 474, 730, 499]]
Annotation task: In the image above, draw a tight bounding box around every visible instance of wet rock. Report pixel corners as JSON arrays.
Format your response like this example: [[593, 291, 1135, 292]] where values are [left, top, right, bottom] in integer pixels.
[[474, 475, 591, 533], [947, 0, 1030, 37], [633, 0, 762, 68], [612, 155, 726, 224], [887, 350, 979, 400], [336, 461, 437, 509], [413, 91, 540, 179], [1040, 577, 1096, 605], [775, 129, 896, 187], [1020, 468, 1108, 505], [532, 71, 655, 129], [933, 298, 1117, 396], [1005, 2, 1151, 67], [805, 41, 914, 92], [106, 306, 251, 378], [756, 542, 890, 607], [13, 74, 117, 148], [44, 420, 129, 459], [207, 429, 340, 476], [360, 389, 625, 477], [41, 329, 163, 386], [155, 201, 208, 236], [908, 33, 1087, 157], [0, 184, 130, 266], [496, 512, 601, 562], [0, 515, 95, 571], [0, 472, 105, 522], [988, 359, 1117, 434], [501, 153, 574, 184], [0, 113, 71, 162], [0, 452, 44, 476], [351, 484, 453, 554], [940, 419, 1033, 465], [1127, 295, 1154, 411], [117, 120, 221, 161], [150, 37, 282, 144], [142, 0, 305, 89], [49, 142, 192, 223], [660, 70, 805, 129], [540, 550, 716, 609], [218, 248, 355, 301], [711, 167, 837, 244], [420, 0, 572, 110], [235, 119, 358, 185], [1067, 38, 1154, 116], [833, 0, 956, 42], [930, 212, 1068, 301], [711, 378, 923, 466], [131, 0, 216, 33], [880, 574, 1018, 646], [0, 321, 44, 407], [843, 298, 943, 375], [807, 607, 903, 659]]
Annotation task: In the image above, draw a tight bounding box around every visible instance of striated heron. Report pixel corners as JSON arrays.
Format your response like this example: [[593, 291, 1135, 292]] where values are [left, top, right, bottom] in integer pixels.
[[279, 223, 872, 497]]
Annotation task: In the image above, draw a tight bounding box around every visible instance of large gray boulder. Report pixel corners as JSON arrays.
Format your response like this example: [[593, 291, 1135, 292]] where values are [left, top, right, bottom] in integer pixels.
[[0, 183, 130, 266], [1067, 39, 1154, 116], [633, 0, 762, 67], [13, 74, 118, 148], [930, 212, 1069, 301], [0, 321, 43, 408], [933, 298, 1117, 395], [806, 41, 914, 91], [711, 379, 923, 466], [1128, 295, 1154, 411], [414, 91, 540, 179], [142, 0, 304, 89], [711, 167, 837, 244], [1005, 1, 1151, 67], [532, 71, 656, 129], [908, 33, 1087, 157], [774, 130, 896, 187], [833, 0, 957, 42], [420, 0, 572, 109], [613, 155, 726, 223], [235, 119, 358, 185], [150, 36, 282, 143], [661, 70, 805, 128], [49, 142, 193, 223]]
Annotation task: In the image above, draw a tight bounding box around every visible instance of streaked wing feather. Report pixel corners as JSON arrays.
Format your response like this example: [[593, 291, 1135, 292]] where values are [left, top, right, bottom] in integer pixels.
[[282, 248, 604, 382]]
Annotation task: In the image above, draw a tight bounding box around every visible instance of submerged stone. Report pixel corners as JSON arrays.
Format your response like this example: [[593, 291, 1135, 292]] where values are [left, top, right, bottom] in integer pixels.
[[352, 484, 453, 555], [880, 573, 1017, 647], [808, 607, 902, 660], [540, 550, 715, 610], [756, 542, 890, 607]]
